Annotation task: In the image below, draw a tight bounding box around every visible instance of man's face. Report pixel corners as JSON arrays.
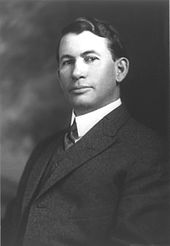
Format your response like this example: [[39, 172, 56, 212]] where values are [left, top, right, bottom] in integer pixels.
[[58, 31, 119, 115]]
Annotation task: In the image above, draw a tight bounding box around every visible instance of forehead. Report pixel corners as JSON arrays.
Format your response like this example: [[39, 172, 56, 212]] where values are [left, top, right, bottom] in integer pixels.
[[59, 31, 110, 57]]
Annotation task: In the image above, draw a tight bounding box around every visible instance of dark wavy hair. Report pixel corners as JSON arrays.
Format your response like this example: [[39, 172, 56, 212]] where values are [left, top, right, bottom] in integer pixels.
[[56, 17, 128, 63]]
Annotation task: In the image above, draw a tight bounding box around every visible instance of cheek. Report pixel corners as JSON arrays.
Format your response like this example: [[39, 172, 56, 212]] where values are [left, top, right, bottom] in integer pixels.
[[58, 78, 67, 94], [59, 71, 70, 87], [95, 64, 115, 82], [104, 62, 115, 77]]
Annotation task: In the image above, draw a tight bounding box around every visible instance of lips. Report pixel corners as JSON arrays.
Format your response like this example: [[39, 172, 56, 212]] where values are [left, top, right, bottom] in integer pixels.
[[69, 86, 92, 94]]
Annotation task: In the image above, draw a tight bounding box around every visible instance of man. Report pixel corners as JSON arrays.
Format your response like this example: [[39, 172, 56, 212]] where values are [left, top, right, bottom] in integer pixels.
[[2, 17, 169, 246]]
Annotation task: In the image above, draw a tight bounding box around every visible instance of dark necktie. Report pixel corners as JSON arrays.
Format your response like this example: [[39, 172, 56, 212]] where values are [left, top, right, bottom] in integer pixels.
[[64, 119, 79, 150]]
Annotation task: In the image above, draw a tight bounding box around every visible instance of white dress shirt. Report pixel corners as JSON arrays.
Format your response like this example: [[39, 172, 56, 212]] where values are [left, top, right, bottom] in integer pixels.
[[71, 98, 122, 140]]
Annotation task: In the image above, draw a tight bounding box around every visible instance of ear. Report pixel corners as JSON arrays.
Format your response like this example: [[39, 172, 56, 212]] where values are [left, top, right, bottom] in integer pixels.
[[115, 57, 129, 83], [57, 66, 63, 89], [57, 67, 63, 84], [57, 66, 60, 79]]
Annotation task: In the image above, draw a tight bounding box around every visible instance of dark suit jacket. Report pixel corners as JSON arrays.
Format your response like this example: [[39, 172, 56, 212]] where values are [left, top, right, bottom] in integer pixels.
[[2, 105, 169, 246]]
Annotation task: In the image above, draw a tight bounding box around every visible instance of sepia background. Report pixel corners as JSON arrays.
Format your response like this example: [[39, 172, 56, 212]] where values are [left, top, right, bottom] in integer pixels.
[[1, 0, 168, 218]]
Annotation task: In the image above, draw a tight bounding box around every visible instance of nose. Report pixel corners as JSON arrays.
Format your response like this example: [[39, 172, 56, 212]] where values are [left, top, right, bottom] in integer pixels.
[[72, 58, 86, 80]]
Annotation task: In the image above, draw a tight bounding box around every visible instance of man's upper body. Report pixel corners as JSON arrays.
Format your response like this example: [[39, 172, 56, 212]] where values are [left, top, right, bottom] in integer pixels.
[[2, 17, 169, 246]]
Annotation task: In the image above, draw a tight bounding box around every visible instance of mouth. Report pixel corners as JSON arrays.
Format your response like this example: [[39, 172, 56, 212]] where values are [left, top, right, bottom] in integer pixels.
[[69, 86, 92, 94]]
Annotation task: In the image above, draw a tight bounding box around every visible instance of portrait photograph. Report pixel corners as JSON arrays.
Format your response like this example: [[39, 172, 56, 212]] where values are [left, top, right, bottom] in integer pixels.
[[1, 0, 169, 245]]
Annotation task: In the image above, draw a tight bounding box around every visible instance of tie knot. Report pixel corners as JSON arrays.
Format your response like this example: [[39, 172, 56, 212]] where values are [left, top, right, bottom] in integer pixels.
[[64, 119, 78, 150]]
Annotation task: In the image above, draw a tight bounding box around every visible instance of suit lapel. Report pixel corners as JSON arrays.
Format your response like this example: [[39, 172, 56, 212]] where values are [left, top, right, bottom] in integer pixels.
[[21, 132, 65, 213], [36, 105, 130, 199]]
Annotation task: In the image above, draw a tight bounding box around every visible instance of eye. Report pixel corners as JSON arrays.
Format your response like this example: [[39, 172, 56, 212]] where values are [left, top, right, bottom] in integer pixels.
[[84, 56, 99, 63], [61, 59, 74, 66]]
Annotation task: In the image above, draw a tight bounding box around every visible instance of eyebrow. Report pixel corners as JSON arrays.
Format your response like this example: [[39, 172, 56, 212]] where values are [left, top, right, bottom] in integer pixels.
[[81, 50, 100, 57], [60, 54, 74, 61], [60, 50, 100, 61]]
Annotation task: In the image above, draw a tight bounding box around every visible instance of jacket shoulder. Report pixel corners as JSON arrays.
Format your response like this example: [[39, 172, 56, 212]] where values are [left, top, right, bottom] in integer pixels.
[[119, 116, 165, 147]]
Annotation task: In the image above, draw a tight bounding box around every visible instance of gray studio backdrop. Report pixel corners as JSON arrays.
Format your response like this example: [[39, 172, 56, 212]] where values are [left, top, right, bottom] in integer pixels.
[[1, 0, 168, 218]]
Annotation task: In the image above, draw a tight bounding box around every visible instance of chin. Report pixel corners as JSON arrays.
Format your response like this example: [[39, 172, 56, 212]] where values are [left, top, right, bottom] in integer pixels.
[[71, 101, 95, 115], [70, 97, 92, 107]]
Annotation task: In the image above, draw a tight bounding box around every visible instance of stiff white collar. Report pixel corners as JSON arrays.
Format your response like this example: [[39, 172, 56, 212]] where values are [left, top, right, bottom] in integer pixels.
[[71, 98, 122, 139]]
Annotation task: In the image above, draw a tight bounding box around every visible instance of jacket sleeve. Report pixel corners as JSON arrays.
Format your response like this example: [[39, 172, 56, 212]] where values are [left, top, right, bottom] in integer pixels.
[[1, 138, 51, 246], [109, 140, 170, 245]]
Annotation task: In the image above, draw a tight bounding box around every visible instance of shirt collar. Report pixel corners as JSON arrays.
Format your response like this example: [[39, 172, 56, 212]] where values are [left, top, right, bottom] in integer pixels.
[[71, 98, 122, 138]]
